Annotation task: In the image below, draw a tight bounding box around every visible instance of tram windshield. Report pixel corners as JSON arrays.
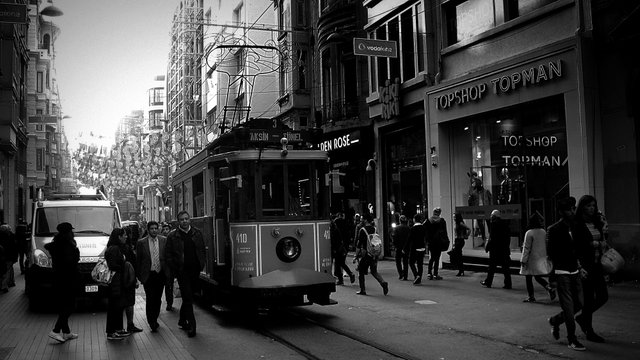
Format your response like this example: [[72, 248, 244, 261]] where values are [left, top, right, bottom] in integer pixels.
[[224, 159, 328, 221]]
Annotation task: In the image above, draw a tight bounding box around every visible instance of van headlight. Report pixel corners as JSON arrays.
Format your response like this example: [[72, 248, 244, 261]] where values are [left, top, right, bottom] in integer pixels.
[[34, 249, 52, 268], [276, 237, 301, 263]]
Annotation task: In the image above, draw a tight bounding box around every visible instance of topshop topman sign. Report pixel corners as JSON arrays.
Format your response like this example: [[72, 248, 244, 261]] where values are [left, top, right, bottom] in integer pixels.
[[353, 38, 398, 58], [0, 3, 27, 24]]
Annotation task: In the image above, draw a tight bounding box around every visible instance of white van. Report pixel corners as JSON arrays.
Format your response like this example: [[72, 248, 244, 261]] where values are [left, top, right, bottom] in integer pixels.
[[25, 191, 122, 305]]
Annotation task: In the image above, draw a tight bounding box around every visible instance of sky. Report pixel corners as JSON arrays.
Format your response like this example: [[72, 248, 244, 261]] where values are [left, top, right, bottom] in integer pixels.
[[52, 0, 178, 149]]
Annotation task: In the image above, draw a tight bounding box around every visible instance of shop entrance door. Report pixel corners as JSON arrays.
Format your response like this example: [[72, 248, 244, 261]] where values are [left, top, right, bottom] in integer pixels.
[[398, 166, 425, 220]]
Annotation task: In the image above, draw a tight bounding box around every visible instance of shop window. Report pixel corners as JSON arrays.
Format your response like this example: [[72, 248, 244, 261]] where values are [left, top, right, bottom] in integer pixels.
[[450, 95, 568, 249]]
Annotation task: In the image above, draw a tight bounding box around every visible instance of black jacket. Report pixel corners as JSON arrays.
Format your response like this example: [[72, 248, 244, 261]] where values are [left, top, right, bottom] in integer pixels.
[[546, 219, 580, 273], [486, 218, 510, 257], [572, 220, 605, 273], [165, 227, 206, 275], [392, 224, 410, 250], [404, 223, 426, 253], [44, 232, 79, 276]]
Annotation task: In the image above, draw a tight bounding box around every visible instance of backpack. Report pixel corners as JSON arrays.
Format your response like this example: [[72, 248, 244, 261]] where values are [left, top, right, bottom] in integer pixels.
[[91, 258, 114, 285], [362, 228, 383, 259]]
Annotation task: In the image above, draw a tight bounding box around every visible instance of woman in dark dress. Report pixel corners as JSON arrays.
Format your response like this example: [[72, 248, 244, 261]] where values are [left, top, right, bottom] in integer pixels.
[[44, 222, 80, 343], [105, 228, 131, 340]]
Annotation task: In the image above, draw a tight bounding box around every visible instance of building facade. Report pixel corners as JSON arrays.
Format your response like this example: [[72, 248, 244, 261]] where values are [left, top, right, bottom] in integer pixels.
[[363, 0, 436, 255], [0, 0, 29, 226]]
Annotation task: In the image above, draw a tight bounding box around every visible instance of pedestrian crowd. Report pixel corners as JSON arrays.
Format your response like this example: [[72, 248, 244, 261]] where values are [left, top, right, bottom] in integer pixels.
[[0, 215, 191, 343], [332, 194, 617, 352]]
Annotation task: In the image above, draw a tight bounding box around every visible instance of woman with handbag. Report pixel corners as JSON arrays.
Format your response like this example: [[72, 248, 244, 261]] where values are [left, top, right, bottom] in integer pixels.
[[104, 228, 131, 340], [573, 195, 608, 343], [519, 214, 556, 303]]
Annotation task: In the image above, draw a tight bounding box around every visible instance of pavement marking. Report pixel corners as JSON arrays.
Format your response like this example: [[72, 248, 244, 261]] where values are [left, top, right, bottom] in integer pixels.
[[415, 300, 438, 305]]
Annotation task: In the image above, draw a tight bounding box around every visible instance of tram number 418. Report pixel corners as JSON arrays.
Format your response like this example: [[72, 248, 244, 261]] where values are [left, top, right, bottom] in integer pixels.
[[235, 233, 248, 243]]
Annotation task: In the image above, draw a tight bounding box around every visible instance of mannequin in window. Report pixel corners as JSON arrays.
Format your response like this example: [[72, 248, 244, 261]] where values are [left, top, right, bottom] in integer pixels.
[[498, 168, 513, 205]]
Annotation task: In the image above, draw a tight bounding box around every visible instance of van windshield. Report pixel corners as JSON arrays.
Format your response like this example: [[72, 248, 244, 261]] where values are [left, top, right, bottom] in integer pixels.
[[34, 207, 120, 236]]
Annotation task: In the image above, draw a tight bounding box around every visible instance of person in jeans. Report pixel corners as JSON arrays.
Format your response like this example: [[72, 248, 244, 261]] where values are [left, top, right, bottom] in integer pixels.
[[547, 197, 586, 351], [354, 213, 388, 296], [573, 195, 608, 343], [331, 212, 355, 285], [451, 213, 470, 276], [425, 207, 449, 280], [44, 222, 80, 343], [404, 214, 426, 285], [392, 215, 410, 280], [165, 211, 206, 337]]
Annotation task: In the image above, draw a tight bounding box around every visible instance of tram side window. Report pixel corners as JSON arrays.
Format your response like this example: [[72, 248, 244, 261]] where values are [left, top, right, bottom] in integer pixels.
[[193, 173, 205, 217], [287, 163, 312, 217], [261, 163, 285, 217]]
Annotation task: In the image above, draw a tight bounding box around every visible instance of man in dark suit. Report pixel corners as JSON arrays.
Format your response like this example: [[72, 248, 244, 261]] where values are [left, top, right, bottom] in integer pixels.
[[136, 221, 166, 332], [165, 211, 205, 337], [481, 209, 512, 289]]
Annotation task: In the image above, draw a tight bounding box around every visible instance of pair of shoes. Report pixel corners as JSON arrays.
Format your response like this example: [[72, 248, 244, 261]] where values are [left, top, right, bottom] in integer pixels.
[[480, 281, 491, 288], [116, 330, 131, 337], [150, 323, 160, 332], [413, 276, 422, 285], [48, 331, 65, 343], [349, 273, 356, 284], [166, 305, 174, 311], [107, 333, 125, 340], [62, 332, 78, 341], [401, 276, 408, 281], [522, 297, 536, 303], [381, 282, 389, 295], [427, 274, 434, 280], [586, 331, 605, 343], [548, 317, 560, 340], [127, 326, 143, 333], [179, 321, 191, 331], [356, 290, 367, 295], [502, 285, 512, 289], [547, 287, 557, 301], [434, 275, 443, 280], [456, 272, 464, 277], [187, 329, 196, 338], [568, 339, 586, 351], [398, 275, 404, 280]]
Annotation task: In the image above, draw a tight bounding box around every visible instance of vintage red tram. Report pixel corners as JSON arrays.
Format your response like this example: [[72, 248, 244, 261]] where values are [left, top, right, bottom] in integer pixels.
[[171, 119, 336, 307]]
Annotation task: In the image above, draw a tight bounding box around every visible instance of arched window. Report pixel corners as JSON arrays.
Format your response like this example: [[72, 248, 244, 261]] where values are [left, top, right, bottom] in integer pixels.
[[43, 34, 51, 52]]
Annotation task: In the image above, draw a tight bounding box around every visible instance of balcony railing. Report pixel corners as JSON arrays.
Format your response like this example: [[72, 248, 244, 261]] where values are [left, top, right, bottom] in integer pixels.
[[320, 99, 360, 125]]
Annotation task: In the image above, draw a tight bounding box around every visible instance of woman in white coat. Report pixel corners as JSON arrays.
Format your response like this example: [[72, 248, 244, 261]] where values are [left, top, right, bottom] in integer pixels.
[[520, 213, 556, 302]]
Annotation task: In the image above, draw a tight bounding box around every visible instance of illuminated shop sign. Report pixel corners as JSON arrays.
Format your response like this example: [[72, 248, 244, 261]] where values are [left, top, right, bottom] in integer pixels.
[[435, 59, 563, 110], [501, 135, 565, 167], [319, 131, 361, 152]]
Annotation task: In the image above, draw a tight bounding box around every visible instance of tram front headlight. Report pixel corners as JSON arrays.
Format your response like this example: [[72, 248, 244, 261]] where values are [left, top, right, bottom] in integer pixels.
[[276, 237, 301, 263], [34, 249, 52, 268]]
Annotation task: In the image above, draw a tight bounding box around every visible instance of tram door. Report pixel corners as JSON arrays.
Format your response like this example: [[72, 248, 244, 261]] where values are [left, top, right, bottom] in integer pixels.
[[213, 165, 231, 269]]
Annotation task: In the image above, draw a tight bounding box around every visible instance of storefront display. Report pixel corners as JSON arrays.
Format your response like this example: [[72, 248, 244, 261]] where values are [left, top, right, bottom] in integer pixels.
[[450, 95, 569, 248]]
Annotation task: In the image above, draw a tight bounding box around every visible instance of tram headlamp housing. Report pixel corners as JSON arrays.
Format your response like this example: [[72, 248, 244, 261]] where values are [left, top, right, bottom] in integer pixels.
[[276, 237, 301, 263], [34, 249, 52, 268]]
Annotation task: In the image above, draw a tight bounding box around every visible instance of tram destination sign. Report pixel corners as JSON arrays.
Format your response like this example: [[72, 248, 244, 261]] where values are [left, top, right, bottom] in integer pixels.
[[0, 3, 27, 24], [353, 38, 398, 58], [249, 129, 306, 144]]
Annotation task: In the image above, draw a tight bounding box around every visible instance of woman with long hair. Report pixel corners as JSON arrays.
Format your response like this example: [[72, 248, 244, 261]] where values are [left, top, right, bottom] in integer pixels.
[[519, 213, 556, 302], [573, 195, 608, 343], [104, 228, 131, 340]]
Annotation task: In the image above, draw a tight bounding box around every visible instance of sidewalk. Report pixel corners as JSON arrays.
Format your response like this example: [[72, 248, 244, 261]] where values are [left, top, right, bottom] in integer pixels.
[[0, 263, 195, 360]]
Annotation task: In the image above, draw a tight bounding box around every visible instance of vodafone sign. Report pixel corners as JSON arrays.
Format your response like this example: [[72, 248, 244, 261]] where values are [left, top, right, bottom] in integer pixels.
[[353, 38, 398, 58]]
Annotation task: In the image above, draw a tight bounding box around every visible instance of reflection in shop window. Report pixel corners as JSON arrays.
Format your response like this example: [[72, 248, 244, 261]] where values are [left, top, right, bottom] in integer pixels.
[[450, 95, 569, 249]]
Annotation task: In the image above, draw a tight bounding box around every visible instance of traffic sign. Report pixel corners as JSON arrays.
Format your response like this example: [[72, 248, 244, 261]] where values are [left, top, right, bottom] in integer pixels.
[[353, 38, 398, 58], [0, 3, 27, 24]]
